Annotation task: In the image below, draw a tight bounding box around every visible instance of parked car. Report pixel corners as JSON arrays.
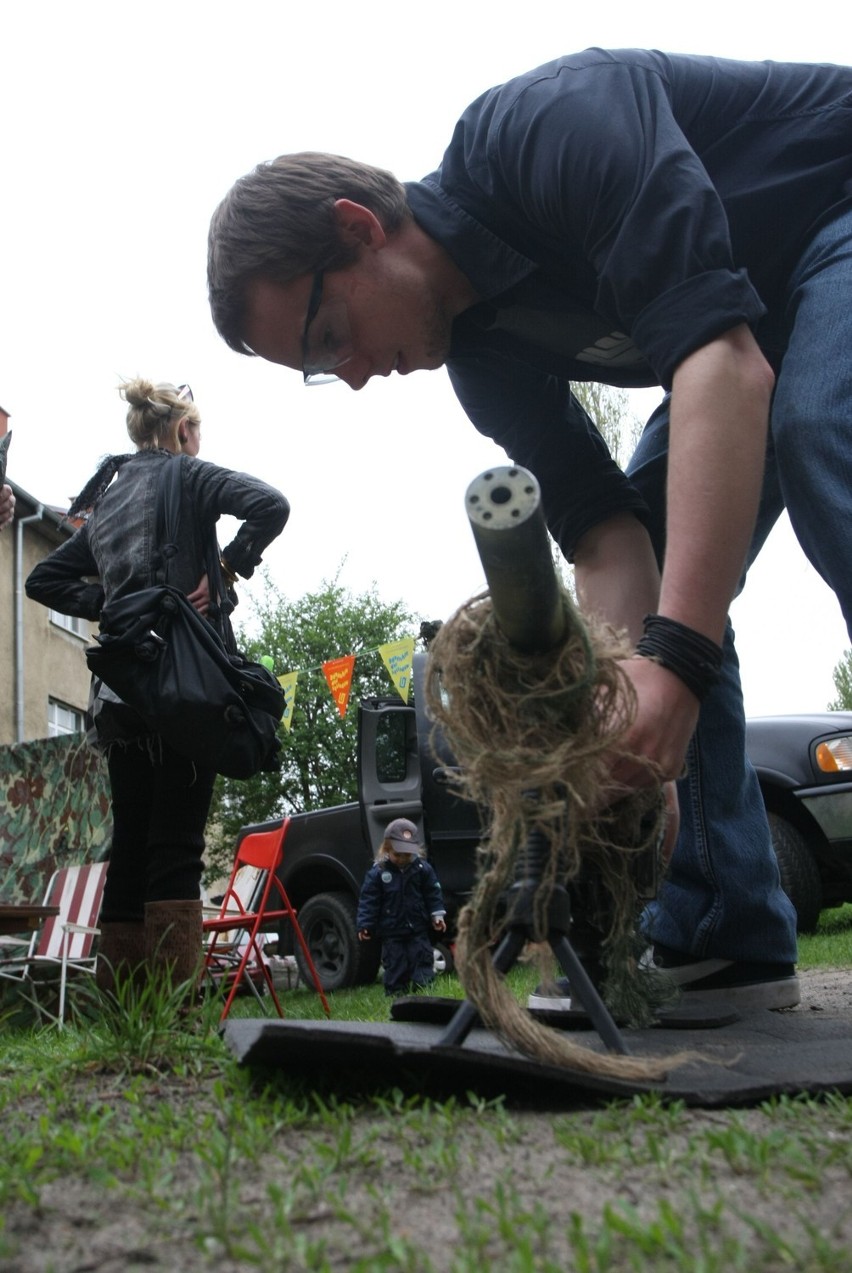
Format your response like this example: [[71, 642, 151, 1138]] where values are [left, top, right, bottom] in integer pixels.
[[746, 711, 852, 930]]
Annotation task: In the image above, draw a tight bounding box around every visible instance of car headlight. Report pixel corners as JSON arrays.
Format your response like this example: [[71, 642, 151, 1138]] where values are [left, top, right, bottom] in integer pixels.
[[815, 736, 852, 772]]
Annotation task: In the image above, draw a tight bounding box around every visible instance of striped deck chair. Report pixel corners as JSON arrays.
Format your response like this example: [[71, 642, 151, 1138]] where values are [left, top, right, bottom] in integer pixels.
[[0, 862, 107, 1025]]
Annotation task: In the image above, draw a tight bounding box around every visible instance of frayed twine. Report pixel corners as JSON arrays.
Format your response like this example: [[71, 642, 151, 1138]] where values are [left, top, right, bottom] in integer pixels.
[[426, 590, 699, 1082]]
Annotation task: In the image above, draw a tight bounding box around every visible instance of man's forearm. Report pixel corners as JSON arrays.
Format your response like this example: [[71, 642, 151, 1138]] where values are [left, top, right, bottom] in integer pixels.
[[564, 327, 773, 787], [661, 325, 774, 644], [575, 327, 772, 653], [573, 512, 661, 644]]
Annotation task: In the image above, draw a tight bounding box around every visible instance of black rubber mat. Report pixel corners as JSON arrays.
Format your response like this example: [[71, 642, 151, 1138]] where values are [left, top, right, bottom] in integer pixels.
[[389, 994, 740, 1031], [222, 1001, 852, 1108]]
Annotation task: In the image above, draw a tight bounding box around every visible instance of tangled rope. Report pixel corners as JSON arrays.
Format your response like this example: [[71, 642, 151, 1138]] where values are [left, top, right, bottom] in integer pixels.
[[426, 590, 693, 1082]]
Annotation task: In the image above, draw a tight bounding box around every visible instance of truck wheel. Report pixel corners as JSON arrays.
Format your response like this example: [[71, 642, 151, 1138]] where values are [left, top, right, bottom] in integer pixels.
[[767, 812, 823, 934], [295, 891, 380, 991]]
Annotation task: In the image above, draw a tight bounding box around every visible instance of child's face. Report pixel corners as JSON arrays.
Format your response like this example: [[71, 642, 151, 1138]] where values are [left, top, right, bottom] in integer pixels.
[[387, 846, 414, 868]]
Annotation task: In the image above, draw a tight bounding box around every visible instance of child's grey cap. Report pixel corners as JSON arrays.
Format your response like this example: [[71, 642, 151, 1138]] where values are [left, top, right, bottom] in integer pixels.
[[385, 818, 421, 853]]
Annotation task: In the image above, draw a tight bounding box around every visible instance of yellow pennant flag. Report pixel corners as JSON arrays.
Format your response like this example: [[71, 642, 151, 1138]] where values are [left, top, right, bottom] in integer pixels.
[[379, 637, 415, 703], [277, 671, 299, 734], [322, 655, 356, 718]]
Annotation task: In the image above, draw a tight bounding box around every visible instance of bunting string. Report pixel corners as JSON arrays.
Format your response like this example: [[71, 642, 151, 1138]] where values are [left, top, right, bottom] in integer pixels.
[[270, 637, 415, 733]]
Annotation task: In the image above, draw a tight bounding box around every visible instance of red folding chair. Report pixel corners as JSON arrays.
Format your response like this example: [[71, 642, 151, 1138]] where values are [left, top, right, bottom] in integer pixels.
[[203, 818, 331, 1022]]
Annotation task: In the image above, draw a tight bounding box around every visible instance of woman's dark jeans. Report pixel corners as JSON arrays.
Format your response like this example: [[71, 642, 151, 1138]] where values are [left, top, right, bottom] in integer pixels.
[[101, 738, 216, 923]]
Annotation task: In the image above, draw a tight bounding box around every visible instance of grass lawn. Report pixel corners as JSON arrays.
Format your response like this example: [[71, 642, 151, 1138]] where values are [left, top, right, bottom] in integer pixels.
[[797, 902, 852, 967], [1, 907, 850, 1271]]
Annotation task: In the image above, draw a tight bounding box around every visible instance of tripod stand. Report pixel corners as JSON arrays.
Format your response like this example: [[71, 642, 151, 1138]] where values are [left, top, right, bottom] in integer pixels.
[[437, 824, 630, 1055]]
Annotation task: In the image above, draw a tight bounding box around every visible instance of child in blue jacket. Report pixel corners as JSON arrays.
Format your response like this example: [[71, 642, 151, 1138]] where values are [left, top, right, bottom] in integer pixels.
[[356, 818, 447, 996]]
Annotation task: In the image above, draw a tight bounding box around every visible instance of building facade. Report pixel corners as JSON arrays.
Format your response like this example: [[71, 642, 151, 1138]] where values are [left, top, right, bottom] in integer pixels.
[[0, 405, 96, 745]]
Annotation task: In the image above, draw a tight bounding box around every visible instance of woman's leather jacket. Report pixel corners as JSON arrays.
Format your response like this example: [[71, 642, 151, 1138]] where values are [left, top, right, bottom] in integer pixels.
[[26, 449, 289, 621]]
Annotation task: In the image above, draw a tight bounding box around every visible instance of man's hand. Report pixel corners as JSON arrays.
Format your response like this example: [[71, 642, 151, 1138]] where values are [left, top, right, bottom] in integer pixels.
[[608, 656, 702, 784], [358, 929, 372, 941], [0, 484, 15, 531], [661, 779, 680, 866], [609, 655, 699, 788], [432, 916, 447, 934]]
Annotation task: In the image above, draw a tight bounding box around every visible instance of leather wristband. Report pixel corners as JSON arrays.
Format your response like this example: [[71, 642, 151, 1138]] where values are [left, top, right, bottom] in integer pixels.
[[635, 613, 723, 702]]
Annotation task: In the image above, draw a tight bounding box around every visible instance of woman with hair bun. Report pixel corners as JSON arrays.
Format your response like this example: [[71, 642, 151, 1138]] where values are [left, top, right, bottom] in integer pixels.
[[26, 378, 290, 1000]]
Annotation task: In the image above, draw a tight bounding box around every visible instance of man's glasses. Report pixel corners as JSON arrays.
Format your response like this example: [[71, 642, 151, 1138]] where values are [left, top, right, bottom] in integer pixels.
[[301, 271, 353, 386]]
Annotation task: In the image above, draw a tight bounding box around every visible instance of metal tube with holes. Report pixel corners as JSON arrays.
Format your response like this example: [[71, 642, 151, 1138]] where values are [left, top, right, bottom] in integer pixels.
[[465, 465, 576, 653]]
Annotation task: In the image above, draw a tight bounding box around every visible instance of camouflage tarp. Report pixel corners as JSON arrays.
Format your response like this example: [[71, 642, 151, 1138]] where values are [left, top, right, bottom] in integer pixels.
[[0, 734, 111, 906]]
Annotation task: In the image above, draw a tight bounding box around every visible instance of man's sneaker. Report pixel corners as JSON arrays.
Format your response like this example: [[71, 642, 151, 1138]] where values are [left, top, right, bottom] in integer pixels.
[[651, 944, 801, 1011], [527, 977, 574, 1012], [528, 950, 800, 1016]]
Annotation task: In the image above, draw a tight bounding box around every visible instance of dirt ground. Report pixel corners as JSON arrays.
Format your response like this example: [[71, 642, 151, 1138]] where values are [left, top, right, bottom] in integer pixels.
[[793, 964, 852, 1014], [6, 967, 852, 1272]]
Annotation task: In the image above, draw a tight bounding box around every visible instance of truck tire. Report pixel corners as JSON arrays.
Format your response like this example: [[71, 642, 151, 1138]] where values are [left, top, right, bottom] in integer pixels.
[[295, 891, 381, 991], [767, 812, 823, 934]]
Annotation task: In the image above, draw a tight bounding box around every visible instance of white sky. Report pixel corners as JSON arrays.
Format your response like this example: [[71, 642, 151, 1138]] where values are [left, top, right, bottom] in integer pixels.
[[2, 1, 849, 715]]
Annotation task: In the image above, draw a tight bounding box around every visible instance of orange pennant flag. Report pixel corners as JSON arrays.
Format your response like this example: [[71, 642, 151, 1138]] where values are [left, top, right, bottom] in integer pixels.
[[322, 654, 356, 718]]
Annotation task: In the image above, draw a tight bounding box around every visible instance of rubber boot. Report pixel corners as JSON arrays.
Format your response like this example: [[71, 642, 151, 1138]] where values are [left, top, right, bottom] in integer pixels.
[[95, 921, 146, 995], [144, 900, 204, 1000]]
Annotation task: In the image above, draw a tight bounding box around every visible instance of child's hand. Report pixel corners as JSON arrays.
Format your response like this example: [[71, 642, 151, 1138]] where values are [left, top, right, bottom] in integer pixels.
[[432, 916, 447, 933], [358, 929, 372, 941]]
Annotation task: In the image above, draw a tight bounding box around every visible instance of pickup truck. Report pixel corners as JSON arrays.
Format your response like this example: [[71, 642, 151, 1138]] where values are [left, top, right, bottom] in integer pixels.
[[241, 653, 852, 989]]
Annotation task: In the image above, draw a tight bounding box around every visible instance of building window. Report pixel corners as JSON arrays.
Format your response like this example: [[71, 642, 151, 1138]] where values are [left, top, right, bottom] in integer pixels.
[[50, 609, 87, 638], [48, 698, 84, 737]]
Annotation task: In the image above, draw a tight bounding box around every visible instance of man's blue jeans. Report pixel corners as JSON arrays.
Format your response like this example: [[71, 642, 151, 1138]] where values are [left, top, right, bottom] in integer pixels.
[[626, 203, 852, 963]]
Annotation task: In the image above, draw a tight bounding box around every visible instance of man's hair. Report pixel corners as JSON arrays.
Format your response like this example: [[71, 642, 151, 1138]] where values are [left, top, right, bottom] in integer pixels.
[[207, 152, 411, 354]]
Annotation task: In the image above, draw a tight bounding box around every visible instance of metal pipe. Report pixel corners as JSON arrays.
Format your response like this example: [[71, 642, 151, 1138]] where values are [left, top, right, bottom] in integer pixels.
[[459, 466, 633, 1058], [465, 465, 579, 654]]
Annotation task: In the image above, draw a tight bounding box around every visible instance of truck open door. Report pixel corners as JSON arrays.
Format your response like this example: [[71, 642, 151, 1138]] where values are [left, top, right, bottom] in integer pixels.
[[357, 698, 424, 855]]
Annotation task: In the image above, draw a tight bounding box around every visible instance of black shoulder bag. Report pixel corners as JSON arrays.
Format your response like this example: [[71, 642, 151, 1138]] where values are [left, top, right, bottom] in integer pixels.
[[86, 455, 284, 778]]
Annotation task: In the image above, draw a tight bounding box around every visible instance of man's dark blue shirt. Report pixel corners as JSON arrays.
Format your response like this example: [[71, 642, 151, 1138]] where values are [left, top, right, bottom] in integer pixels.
[[405, 49, 852, 556]]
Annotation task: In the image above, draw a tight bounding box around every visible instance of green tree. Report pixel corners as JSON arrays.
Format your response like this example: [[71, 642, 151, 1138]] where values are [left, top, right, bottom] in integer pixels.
[[572, 382, 644, 468], [828, 649, 852, 710], [549, 384, 644, 591], [204, 571, 416, 877]]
